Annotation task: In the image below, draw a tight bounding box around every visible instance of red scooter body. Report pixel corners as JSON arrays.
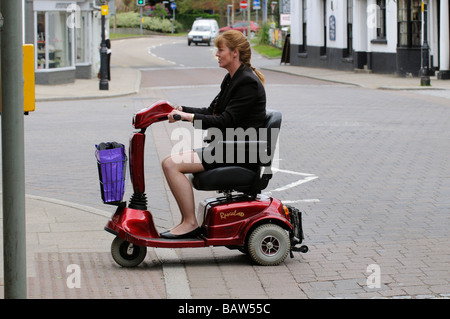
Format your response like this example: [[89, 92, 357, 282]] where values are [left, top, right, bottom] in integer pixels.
[[133, 99, 174, 129], [105, 194, 291, 248], [103, 100, 307, 267]]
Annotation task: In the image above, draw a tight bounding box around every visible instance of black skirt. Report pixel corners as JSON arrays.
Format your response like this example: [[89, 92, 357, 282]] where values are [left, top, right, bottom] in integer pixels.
[[194, 143, 260, 172]]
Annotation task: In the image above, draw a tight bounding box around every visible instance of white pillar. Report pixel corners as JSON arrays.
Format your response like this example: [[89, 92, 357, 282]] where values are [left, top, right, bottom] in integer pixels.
[[353, 0, 367, 53], [438, 0, 450, 78]]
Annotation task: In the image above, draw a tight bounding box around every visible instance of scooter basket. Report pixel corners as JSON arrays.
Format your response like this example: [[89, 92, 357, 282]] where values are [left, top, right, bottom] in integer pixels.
[[95, 142, 127, 205]]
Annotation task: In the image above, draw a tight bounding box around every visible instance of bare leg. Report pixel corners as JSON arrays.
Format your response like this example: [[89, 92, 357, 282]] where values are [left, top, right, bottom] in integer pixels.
[[161, 150, 204, 235]]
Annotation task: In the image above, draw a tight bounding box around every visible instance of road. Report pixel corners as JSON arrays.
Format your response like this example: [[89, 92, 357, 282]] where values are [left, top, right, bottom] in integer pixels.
[[18, 36, 450, 299]]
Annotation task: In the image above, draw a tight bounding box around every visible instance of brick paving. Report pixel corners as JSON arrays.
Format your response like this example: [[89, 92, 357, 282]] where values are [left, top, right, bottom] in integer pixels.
[[147, 75, 450, 299], [28, 251, 166, 299]]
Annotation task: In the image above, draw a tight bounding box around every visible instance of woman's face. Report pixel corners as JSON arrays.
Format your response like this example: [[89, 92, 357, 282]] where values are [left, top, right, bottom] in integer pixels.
[[215, 43, 237, 71]]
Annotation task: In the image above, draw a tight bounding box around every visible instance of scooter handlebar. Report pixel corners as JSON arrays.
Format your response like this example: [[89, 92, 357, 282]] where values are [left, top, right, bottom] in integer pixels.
[[133, 100, 177, 129]]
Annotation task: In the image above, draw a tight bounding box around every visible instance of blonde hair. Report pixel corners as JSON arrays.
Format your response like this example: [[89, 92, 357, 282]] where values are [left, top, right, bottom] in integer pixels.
[[215, 30, 265, 85]]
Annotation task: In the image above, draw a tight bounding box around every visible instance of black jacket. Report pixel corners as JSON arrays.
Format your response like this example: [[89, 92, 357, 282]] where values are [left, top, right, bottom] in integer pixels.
[[182, 64, 266, 134]]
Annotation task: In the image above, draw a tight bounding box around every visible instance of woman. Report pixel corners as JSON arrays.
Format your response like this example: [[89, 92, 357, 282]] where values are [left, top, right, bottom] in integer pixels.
[[160, 30, 266, 239]]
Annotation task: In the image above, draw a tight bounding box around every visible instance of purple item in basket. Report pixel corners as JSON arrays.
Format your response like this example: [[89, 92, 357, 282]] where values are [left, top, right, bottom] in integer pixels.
[[96, 142, 127, 204]]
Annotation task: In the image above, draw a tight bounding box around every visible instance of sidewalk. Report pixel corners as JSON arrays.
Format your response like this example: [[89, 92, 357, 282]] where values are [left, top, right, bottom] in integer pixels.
[[35, 67, 141, 102], [2, 62, 449, 299], [0, 195, 168, 299], [264, 64, 450, 91]]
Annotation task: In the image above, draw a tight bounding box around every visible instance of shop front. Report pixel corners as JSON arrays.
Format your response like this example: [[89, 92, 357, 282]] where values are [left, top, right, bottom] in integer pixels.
[[25, 0, 103, 85], [289, 0, 450, 78]]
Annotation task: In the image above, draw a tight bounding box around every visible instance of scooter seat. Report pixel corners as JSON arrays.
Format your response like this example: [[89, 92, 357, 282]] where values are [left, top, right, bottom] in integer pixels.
[[191, 166, 257, 191], [191, 110, 282, 196]]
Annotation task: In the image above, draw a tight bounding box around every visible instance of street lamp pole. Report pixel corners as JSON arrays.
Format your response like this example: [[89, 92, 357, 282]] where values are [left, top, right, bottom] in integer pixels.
[[99, 7, 109, 90], [170, 1, 176, 35], [420, 0, 431, 86]]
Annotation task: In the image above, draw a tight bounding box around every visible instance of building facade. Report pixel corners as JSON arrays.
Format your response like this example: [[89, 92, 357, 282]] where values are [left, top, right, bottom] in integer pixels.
[[24, 0, 109, 85], [289, 0, 450, 78]]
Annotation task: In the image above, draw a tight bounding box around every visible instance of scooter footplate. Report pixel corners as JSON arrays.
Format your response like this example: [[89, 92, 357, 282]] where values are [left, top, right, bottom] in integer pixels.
[[143, 237, 206, 248]]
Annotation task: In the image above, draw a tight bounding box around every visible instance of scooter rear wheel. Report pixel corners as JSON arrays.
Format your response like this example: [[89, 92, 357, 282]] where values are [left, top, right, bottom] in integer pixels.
[[111, 237, 147, 267], [248, 224, 290, 266]]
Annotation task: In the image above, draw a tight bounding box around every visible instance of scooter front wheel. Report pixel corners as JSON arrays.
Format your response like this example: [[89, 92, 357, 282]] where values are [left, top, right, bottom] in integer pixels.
[[248, 224, 290, 266], [111, 237, 147, 267]]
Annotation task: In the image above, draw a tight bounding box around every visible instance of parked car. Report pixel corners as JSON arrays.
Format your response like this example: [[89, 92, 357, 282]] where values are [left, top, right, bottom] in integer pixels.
[[219, 21, 260, 35], [187, 19, 219, 46]]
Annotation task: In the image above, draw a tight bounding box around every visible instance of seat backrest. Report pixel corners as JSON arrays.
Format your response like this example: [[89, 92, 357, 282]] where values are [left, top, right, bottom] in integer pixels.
[[191, 110, 282, 197], [260, 109, 282, 167], [242, 109, 281, 195]]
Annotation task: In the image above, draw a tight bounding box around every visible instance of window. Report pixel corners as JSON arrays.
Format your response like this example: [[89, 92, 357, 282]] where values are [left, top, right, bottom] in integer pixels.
[[320, 0, 327, 56], [346, 0, 353, 57], [36, 11, 75, 70], [36, 12, 45, 69], [299, 0, 307, 53], [76, 12, 91, 64], [376, 0, 386, 40], [398, 0, 422, 47], [233, 22, 246, 28]]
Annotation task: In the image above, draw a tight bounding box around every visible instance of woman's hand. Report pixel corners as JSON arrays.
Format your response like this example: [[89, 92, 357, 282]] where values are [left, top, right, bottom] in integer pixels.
[[168, 109, 194, 123]]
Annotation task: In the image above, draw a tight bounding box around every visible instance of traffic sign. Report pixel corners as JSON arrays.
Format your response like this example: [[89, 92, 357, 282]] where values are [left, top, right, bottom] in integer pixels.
[[170, 2, 176, 10], [101, 4, 108, 15], [253, 0, 261, 10], [271, 1, 277, 12], [240, 0, 248, 10]]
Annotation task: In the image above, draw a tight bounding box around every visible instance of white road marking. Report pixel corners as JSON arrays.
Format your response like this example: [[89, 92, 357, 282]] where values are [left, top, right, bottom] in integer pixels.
[[265, 167, 320, 203]]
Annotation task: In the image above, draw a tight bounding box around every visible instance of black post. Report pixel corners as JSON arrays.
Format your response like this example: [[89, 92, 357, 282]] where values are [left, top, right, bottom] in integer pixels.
[[420, 2, 430, 86], [99, 14, 109, 90]]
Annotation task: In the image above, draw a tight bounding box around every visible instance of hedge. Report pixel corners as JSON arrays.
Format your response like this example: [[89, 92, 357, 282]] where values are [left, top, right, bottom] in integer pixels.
[[112, 12, 182, 33]]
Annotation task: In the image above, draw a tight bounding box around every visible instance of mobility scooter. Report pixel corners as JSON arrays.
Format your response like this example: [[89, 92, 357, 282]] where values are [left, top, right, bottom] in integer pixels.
[[97, 100, 307, 267]]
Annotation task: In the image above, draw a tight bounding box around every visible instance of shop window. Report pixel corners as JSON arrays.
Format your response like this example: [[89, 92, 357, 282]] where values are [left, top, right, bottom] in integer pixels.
[[76, 12, 91, 64], [398, 0, 422, 47], [36, 11, 74, 70], [37, 12, 45, 69]]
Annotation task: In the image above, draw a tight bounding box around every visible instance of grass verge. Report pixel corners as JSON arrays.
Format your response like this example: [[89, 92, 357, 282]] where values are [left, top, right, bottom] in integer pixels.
[[252, 44, 282, 58]]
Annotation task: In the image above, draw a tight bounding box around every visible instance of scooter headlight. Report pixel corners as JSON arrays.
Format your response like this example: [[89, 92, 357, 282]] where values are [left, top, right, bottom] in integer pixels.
[[283, 205, 290, 221]]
